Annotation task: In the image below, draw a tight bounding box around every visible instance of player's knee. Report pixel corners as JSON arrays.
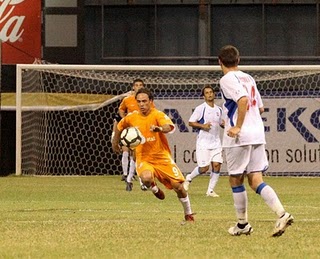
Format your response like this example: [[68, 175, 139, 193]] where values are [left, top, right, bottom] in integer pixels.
[[199, 166, 209, 174], [173, 182, 187, 198], [139, 171, 153, 187]]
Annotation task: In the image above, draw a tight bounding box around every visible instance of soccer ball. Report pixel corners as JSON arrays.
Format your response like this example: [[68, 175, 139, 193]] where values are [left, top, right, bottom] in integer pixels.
[[120, 127, 145, 149]]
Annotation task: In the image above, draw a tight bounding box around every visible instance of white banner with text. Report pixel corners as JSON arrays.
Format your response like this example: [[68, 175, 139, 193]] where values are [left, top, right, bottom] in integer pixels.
[[155, 98, 320, 175]]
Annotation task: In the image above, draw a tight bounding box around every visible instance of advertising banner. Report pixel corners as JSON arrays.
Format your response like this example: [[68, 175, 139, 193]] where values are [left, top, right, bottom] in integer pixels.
[[0, 0, 41, 64], [155, 98, 320, 175]]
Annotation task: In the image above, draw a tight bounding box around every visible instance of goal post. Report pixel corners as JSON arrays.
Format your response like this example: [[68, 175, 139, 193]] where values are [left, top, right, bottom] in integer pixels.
[[12, 64, 320, 176]]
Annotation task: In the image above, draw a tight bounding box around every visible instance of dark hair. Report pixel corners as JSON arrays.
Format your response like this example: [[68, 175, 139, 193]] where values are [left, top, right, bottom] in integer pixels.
[[218, 45, 240, 68], [201, 85, 215, 96], [135, 87, 154, 101], [132, 78, 145, 86]]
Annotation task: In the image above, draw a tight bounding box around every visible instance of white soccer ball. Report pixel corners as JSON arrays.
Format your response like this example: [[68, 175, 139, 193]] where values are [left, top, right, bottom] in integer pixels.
[[120, 127, 145, 149]]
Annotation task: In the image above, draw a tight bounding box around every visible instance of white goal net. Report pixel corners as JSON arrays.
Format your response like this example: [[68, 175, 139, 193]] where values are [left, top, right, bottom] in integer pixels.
[[10, 64, 320, 176]]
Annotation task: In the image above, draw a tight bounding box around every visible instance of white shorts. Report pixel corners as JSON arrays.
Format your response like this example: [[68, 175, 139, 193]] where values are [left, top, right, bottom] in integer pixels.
[[196, 147, 223, 167], [224, 144, 269, 175]]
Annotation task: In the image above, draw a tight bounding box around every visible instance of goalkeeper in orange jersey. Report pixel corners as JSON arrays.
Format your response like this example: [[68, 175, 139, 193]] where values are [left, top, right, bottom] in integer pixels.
[[112, 87, 195, 223]]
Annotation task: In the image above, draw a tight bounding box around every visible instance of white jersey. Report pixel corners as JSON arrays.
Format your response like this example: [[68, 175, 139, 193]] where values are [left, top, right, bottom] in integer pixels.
[[219, 70, 265, 147], [189, 102, 222, 149]]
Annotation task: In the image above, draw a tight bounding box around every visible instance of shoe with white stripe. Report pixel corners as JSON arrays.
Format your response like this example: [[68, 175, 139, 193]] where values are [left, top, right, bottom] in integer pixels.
[[228, 223, 253, 236], [272, 212, 294, 237], [206, 191, 219, 197]]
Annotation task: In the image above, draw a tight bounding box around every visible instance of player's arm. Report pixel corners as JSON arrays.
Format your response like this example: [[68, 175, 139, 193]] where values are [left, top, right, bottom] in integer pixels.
[[219, 119, 225, 129], [189, 121, 211, 131], [111, 114, 122, 143], [151, 112, 175, 133], [259, 107, 264, 114], [227, 96, 248, 138], [118, 108, 126, 118], [112, 122, 122, 153], [256, 89, 264, 114], [236, 96, 248, 128], [188, 106, 211, 131], [218, 107, 225, 128], [118, 98, 127, 118], [150, 124, 173, 133]]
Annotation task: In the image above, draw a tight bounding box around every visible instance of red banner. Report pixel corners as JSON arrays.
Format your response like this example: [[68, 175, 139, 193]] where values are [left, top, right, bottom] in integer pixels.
[[0, 0, 41, 64]]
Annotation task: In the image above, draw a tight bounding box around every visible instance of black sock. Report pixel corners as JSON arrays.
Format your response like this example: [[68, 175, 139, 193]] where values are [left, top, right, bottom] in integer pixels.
[[237, 223, 248, 229]]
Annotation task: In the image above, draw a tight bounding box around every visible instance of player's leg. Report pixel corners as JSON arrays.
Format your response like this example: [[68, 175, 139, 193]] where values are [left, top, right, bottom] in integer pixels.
[[247, 144, 293, 237], [206, 148, 223, 197], [137, 162, 165, 199], [138, 176, 148, 191], [183, 147, 210, 191], [172, 180, 194, 224], [124, 150, 135, 191], [128, 159, 135, 181], [225, 146, 253, 236], [130, 149, 148, 191], [155, 162, 194, 223], [121, 146, 129, 181], [128, 157, 136, 181], [206, 162, 221, 197], [112, 116, 127, 182]]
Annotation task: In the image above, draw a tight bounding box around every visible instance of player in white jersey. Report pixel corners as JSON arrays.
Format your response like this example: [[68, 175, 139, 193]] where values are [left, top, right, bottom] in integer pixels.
[[183, 85, 224, 197], [218, 45, 293, 237]]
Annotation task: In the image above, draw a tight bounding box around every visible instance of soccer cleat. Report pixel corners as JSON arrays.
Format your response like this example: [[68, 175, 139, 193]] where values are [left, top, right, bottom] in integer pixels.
[[272, 212, 294, 237], [152, 188, 165, 200], [126, 182, 133, 192], [206, 191, 219, 197], [121, 174, 127, 181], [181, 213, 195, 225], [228, 223, 253, 236], [183, 180, 191, 191], [140, 184, 148, 191], [185, 214, 195, 222]]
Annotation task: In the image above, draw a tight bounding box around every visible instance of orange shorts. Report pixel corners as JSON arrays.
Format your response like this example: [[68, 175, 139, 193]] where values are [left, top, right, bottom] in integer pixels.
[[136, 161, 185, 190]]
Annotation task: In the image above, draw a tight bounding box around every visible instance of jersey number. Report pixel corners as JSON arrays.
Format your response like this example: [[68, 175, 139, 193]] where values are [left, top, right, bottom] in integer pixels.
[[243, 85, 257, 110]]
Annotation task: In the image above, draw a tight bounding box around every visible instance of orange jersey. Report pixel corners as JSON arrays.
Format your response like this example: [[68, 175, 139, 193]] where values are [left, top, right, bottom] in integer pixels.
[[117, 108, 184, 188], [118, 95, 139, 114], [117, 108, 173, 163], [119, 94, 155, 115]]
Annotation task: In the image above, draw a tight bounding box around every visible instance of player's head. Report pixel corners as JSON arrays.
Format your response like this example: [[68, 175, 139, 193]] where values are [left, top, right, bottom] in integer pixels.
[[136, 87, 154, 101], [201, 85, 215, 102], [218, 45, 240, 68], [132, 78, 145, 93], [135, 88, 154, 115], [201, 85, 215, 96]]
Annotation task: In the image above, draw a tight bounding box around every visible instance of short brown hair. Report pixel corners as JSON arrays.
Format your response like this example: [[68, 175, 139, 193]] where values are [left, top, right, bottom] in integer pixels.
[[135, 87, 154, 101], [218, 45, 240, 68], [201, 85, 215, 96]]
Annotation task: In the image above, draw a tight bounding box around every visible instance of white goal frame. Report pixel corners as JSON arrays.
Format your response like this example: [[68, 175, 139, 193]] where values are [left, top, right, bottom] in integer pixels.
[[15, 64, 320, 176]]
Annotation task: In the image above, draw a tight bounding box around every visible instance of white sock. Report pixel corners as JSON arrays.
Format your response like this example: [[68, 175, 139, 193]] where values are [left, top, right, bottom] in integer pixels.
[[207, 171, 220, 193], [127, 157, 135, 182], [179, 195, 192, 215], [232, 185, 248, 224], [151, 185, 159, 193], [138, 177, 145, 187], [257, 183, 286, 217], [121, 151, 129, 176], [187, 167, 200, 182]]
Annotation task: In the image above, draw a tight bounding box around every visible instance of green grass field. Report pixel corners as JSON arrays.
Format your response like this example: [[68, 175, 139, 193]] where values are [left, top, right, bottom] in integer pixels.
[[0, 175, 319, 258]]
